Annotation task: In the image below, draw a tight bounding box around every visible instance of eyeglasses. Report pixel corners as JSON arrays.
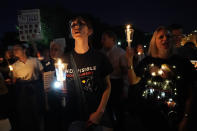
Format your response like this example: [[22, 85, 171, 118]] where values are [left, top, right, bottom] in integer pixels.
[[70, 21, 87, 28]]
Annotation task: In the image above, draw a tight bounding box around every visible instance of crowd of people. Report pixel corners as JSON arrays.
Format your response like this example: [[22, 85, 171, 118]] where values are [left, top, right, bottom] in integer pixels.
[[0, 16, 197, 131]]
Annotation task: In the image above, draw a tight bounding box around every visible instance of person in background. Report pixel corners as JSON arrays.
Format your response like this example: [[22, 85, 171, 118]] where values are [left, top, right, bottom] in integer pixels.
[[12, 44, 44, 131], [50, 38, 66, 60], [133, 44, 146, 67], [44, 38, 66, 131], [126, 26, 196, 131], [101, 30, 128, 131], [168, 24, 184, 48], [0, 72, 11, 131]]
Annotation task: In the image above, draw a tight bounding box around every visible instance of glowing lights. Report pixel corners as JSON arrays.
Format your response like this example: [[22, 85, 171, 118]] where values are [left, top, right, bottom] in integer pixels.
[[150, 63, 154, 67], [118, 41, 121, 46], [54, 81, 62, 89], [54, 58, 68, 91], [55, 59, 67, 82], [9, 65, 13, 71], [150, 88, 154, 94], [172, 65, 176, 69], [161, 92, 165, 98], [158, 69, 163, 75], [137, 52, 142, 55], [151, 72, 156, 76], [177, 76, 181, 79]]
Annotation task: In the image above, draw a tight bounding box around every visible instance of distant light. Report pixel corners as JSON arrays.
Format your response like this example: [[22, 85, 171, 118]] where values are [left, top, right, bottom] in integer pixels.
[[144, 45, 147, 48], [118, 41, 121, 46], [161, 92, 165, 97]]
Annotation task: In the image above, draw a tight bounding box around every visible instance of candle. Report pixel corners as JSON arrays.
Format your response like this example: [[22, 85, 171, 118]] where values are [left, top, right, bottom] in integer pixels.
[[54, 59, 67, 91], [55, 59, 66, 82], [9, 65, 13, 79], [126, 24, 134, 47]]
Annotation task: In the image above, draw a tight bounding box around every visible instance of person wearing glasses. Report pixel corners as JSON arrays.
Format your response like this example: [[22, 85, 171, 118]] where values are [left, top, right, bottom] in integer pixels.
[[63, 16, 113, 131]]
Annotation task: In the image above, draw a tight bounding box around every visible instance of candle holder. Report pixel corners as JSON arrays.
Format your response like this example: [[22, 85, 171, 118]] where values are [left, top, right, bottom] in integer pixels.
[[54, 59, 68, 92]]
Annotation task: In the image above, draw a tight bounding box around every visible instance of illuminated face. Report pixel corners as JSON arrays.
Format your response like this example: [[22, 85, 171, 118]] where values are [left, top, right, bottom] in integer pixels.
[[70, 19, 92, 40], [101, 34, 114, 49], [155, 29, 171, 52], [50, 44, 62, 59], [13, 45, 25, 58], [172, 29, 183, 47]]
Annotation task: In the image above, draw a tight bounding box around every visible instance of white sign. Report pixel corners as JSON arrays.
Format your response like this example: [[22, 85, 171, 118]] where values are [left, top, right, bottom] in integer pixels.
[[18, 9, 42, 41]]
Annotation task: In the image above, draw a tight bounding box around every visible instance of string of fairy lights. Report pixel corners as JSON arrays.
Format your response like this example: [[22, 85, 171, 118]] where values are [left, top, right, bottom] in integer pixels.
[[140, 63, 182, 109]]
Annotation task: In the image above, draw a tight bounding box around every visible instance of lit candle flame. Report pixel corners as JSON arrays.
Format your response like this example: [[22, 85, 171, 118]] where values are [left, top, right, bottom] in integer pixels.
[[55, 59, 66, 82]]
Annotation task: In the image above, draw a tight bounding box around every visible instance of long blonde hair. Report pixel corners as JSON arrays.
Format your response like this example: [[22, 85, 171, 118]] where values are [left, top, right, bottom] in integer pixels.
[[148, 26, 174, 58]]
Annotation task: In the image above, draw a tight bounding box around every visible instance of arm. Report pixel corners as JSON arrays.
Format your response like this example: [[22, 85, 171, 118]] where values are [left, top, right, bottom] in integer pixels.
[[88, 75, 111, 125], [126, 47, 141, 85]]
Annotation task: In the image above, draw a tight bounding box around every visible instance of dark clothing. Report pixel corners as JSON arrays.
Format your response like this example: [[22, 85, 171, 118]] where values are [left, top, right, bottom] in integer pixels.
[[64, 49, 113, 127], [176, 46, 197, 60], [129, 55, 196, 131], [41, 58, 55, 72], [15, 79, 44, 131]]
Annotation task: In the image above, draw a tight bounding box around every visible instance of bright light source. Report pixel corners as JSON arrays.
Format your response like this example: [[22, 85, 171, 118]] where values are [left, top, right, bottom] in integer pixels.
[[118, 41, 121, 45], [54, 81, 61, 89], [144, 45, 147, 48]]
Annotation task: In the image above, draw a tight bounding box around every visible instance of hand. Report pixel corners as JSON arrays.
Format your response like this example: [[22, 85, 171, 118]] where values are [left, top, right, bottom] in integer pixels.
[[87, 111, 103, 127], [126, 47, 135, 66]]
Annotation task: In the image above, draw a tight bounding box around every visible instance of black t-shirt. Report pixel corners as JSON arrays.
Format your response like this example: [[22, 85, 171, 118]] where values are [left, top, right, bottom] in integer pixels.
[[64, 49, 113, 121], [132, 55, 196, 118]]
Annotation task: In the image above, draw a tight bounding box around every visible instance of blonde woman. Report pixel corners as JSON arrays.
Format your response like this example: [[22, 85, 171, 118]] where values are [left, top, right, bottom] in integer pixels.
[[126, 26, 196, 131]]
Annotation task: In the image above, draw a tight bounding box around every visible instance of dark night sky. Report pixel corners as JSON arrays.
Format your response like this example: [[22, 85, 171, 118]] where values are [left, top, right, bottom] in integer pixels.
[[0, 0, 196, 37]]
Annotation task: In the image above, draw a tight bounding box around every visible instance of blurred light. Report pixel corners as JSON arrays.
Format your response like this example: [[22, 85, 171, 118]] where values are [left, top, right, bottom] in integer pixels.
[[161, 92, 165, 97], [118, 41, 121, 45], [158, 69, 163, 75], [144, 45, 147, 48], [9, 65, 13, 71], [150, 89, 154, 94], [54, 81, 61, 89], [151, 72, 156, 76]]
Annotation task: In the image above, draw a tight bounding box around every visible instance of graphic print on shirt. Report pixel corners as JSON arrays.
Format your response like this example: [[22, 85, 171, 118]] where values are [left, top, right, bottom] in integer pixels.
[[66, 66, 97, 93]]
